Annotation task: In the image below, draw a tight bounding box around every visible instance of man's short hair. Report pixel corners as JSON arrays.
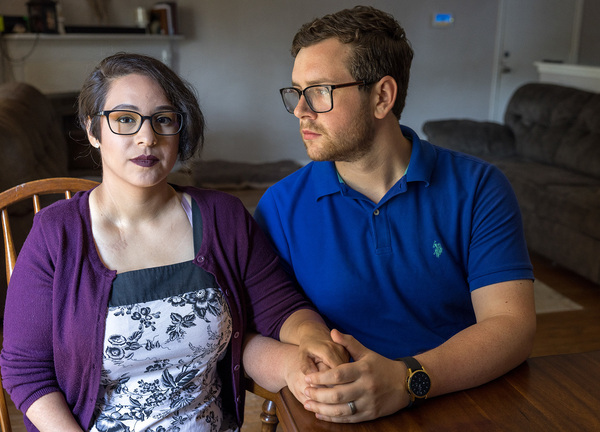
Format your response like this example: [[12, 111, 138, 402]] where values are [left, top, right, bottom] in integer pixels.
[[291, 5, 414, 120]]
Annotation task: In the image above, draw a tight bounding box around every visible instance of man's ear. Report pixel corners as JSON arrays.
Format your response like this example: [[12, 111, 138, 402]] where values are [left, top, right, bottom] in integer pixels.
[[372, 76, 397, 120]]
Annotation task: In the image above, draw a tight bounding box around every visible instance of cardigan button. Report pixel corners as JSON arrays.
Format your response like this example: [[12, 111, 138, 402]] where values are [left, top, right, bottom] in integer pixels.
[[197, 256, 205, 263], [233, 332, 240, 339], [234, 364, 240, 371]]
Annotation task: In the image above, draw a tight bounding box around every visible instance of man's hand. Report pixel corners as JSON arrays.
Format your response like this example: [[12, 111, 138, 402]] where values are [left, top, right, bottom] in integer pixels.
[[302, 329, 409, 423]]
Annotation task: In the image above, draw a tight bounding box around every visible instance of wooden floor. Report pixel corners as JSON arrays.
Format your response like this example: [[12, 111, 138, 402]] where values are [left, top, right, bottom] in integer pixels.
[[529, 251, 600, 357], [2, 187, 600, 431]]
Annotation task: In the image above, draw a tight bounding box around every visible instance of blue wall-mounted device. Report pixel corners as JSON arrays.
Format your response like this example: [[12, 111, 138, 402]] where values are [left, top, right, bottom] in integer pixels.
[[432, 13, 454, 28]]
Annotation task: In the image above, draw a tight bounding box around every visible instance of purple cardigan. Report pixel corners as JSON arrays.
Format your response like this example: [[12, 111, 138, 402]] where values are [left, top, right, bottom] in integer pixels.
[[1, 186, 314, 431]]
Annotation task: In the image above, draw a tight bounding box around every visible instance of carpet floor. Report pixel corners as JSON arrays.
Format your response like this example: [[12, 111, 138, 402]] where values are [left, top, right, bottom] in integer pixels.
[[534, 279, 583, 314]]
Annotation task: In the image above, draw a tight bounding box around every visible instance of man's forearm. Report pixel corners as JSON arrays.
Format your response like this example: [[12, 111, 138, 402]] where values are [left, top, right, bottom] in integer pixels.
[[416, 312, 535, 398], [416, 280, 536, 397], [279, 309, 330, 345]]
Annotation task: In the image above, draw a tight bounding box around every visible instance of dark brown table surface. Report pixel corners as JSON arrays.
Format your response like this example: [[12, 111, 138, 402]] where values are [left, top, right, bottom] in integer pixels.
[[272, 350, 600, 431]]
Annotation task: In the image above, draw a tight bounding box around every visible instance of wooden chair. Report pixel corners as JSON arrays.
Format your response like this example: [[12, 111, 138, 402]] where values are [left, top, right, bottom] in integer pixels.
[[0, 177, 100, 432], [0, 177, 281, 432], [246, 378, 281, 432]]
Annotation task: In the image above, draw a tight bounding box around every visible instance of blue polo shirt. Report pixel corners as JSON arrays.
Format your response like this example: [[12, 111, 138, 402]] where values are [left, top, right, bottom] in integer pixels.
[[254, 126, 533, 359]]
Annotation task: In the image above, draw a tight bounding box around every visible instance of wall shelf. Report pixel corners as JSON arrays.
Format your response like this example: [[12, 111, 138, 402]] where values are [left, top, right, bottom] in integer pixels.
[[0, 33, 183, 94], [535, 62, 600, 93], [2, 33, 183, 42]]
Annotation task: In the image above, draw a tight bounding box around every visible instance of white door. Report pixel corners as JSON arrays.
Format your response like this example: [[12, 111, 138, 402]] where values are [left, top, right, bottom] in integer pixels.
[[490, 0, 584, 121]]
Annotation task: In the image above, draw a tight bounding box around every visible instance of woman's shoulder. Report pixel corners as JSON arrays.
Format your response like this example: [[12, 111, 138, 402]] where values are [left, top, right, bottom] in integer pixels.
[[34, 190, 90, 227], [18, 190, 91, 255], [178, 185, 246, 210]]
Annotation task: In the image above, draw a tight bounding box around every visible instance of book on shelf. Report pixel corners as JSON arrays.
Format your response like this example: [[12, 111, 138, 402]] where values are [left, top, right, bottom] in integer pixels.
[[150, 2, 178, 35]]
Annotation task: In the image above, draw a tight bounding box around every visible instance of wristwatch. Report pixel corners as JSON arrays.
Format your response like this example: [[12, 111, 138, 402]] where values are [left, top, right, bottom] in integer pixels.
[[398, 357, 431, 408]]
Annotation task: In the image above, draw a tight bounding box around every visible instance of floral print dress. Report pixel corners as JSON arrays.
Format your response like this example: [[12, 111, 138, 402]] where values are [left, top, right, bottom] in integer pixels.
[[89, 198, 237, 432]]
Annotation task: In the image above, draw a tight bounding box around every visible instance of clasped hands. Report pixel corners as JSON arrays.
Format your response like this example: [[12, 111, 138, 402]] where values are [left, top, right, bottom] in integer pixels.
[[292, 329, 409, 423]]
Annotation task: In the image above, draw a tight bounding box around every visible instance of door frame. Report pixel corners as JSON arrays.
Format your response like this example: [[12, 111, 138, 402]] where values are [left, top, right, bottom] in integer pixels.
[[488, 0, 585, 121]]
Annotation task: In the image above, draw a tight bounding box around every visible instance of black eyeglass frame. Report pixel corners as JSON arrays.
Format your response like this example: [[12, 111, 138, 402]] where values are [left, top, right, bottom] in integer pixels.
[[279, 80, 374, 114], [95, 109, 184, 136]]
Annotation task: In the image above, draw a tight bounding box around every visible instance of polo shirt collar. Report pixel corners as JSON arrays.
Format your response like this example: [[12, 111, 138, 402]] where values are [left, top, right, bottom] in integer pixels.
[[401, 125, 435, 187], [311, 161, 341, 200], [311, 125, 436, 200]]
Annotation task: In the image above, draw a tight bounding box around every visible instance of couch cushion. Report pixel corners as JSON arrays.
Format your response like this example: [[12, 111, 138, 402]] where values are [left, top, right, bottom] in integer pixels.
[[0, 82, 70, 321], [422, 119, 515, 158], [504, 83, 600, 179], [544, 183, 600, 241], [553, 93, 600, 179], [489, 157, 600, 242], [0, 82, 69, 192], [188, 159, 302, 189]]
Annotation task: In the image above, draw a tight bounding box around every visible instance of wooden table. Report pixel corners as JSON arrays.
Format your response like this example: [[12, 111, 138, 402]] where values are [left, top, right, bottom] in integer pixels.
[[270, 350, 600, 431]]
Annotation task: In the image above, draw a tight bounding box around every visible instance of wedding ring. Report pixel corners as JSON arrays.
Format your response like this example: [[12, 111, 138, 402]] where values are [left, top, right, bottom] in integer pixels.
[[348, 400, 357, 415]]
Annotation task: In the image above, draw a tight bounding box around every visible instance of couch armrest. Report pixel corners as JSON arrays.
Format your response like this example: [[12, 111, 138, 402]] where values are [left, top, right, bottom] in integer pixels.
[[422, 119, 515, 158]]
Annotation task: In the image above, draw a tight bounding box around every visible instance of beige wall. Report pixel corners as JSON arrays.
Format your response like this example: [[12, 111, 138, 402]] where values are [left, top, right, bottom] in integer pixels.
[[1, 0, 598, 163]]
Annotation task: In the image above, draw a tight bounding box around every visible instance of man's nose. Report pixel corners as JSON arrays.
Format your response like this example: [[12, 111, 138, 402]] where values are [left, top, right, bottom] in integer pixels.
[[294, 94, 316, 119]]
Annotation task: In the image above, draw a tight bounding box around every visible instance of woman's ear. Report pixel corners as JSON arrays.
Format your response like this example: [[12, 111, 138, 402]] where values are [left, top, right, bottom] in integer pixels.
[[85, 117, 100, 148], [372, 76, 397, 120]]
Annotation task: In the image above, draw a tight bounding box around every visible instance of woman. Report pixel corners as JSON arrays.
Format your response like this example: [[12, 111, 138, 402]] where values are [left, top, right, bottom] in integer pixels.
[[0, 53, 344, 432]]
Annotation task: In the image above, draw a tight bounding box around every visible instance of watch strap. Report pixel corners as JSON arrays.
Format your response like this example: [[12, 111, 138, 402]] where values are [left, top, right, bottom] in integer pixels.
[[398, 356, 429, 408], [399, 356, 422, 373]]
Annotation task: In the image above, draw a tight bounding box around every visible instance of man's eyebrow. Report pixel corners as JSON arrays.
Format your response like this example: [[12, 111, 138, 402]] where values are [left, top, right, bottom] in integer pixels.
[[290, 79, 332, 88]]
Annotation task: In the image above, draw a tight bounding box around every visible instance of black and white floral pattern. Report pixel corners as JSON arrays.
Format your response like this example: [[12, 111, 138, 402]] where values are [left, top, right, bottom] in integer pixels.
[[90, 287, 235, 432]]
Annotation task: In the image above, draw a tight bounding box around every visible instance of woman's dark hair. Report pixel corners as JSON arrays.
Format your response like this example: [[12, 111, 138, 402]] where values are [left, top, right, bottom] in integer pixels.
[[291, 6, 414, 120], [78, 52, 204, 161]]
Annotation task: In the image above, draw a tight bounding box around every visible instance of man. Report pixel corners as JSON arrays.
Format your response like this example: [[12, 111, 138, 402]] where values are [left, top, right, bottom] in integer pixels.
[[244, 5, 536, 423]]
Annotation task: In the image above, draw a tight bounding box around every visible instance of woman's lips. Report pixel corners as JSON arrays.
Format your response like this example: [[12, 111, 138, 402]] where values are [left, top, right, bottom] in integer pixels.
[[131, 155, 159, 167]]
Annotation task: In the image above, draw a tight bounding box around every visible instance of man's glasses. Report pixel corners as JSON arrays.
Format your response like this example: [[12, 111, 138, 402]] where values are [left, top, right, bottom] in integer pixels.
[[279, 81, 372, 114], [96, 110, 184, 136]]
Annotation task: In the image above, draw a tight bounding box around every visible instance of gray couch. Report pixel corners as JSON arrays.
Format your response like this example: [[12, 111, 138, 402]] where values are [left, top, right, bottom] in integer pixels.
[[0, 82, 71, 320], [423, 83, 600, 286]]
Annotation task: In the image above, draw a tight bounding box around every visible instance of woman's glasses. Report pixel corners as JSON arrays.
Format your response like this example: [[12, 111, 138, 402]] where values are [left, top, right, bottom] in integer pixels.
[[96, 110, 184, 136]]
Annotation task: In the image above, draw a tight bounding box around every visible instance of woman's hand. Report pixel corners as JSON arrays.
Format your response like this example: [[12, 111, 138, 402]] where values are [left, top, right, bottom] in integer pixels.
[[242, 334, 330, 404], [296, 325, 349, 372], [280, 309, 349, 371]]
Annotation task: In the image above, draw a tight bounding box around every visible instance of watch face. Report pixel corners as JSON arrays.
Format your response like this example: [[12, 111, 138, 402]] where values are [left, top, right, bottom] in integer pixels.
[[409, 370, 431, 397]]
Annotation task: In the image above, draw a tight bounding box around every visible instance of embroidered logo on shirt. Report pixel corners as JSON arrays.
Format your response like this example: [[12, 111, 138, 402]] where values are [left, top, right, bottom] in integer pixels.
[[433, 241, 443, 258]]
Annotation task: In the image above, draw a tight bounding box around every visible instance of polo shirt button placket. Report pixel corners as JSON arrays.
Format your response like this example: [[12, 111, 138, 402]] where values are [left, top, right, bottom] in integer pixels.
[[371, 206, 391, 253]]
